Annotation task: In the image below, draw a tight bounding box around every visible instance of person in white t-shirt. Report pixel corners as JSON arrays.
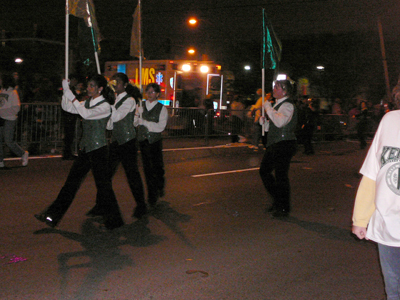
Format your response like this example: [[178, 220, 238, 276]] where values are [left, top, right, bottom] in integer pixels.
[[0, 73, 29, 168], [352, 108, 400, 299]]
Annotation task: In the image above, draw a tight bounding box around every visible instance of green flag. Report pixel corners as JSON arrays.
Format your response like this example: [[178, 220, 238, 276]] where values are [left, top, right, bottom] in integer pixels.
[[262, 9, 282, 70]]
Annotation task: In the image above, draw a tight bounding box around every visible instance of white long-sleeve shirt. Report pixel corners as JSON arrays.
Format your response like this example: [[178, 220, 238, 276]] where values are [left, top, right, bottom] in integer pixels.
[[0, 87, 21, 120], [263, 96, 294, 128], [61, 95, 111, 120], [134, 100, 168, 133], [107, 92, 136, 130]]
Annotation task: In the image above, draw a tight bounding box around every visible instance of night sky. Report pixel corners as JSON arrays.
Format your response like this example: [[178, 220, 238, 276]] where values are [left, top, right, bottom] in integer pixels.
[[2, 0, 399, 44], [1, 0, 400, 98]]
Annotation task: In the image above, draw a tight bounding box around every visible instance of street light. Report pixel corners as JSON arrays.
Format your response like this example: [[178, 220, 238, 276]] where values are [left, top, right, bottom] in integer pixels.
[[15, 58, 23, 64], [188, 17, 198, 26], [187, 48, 196, 55]]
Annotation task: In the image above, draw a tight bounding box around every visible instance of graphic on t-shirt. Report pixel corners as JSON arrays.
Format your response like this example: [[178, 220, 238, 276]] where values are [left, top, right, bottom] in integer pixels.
[[381, 146, 400, 167], [386, 162, 400, 196]]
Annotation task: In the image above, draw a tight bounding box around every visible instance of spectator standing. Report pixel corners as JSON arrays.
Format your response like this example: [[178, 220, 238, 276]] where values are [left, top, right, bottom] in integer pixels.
[[352, 107, 400, 300], [204, 94, 214, 135], [298, 98, 320, 155], [259, 79, 297, 218], [247, 89, 271, 149], [135, 83, 168, 207], [230, 95, 245, 143], [35, 74, 124, 230], [356, 100, 370, 149], [0, 73, 29, 169], [331, 98, 343, 114]]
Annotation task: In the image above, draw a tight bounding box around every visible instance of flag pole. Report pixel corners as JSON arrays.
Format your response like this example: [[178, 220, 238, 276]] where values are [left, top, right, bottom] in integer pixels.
[[138, 0, 143, 95], [261, 8, 265, 136], [65, 0, 69, 79], [87, 1, 101, 75], [262, 68, 265, 136]]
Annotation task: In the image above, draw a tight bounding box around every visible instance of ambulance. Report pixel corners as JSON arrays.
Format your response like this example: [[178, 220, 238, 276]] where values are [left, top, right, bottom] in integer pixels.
[[104, 59, 234, 109]]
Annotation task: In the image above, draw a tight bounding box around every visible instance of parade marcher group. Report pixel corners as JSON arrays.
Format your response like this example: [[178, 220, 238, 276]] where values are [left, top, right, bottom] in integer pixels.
[[34, 73, 168, 230]]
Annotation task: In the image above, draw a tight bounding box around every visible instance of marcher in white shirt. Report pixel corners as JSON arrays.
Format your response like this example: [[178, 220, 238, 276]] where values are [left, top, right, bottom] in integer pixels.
[[94, 72, 147, 219], [35, 74, 124, 230], [135, 83, 168, 207], [259, 79, 297, 218]]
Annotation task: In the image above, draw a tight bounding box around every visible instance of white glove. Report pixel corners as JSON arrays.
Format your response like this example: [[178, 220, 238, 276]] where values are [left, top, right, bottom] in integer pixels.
[[106, 118, 113, 130], [62, 79, 70, 90], [259, 116, 266, 125], [62, 79, 75, 102], [138, 118, 144, 125]]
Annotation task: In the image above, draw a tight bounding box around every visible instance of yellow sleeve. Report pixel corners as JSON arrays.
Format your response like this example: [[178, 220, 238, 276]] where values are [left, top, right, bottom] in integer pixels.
[[352, 175, 376, 227]]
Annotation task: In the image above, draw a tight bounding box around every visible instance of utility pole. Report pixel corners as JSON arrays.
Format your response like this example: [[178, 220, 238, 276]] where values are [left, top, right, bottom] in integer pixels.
[[378, 17, 391, 101]]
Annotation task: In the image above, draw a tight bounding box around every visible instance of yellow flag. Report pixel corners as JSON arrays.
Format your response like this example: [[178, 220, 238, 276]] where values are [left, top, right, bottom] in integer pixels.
[[68, 0, 102, 52], [130, 4, 140, 57]]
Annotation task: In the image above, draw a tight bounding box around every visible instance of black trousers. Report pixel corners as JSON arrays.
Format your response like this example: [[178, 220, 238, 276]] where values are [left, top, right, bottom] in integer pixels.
[[259, 140, 297, 212], [45, 146, 123, 225], [139, 139, 165, 202], [109, 139, 145, 207]]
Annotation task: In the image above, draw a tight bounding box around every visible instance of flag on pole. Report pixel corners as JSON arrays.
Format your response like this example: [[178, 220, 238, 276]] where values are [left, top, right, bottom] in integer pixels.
[[262, 9, 282, 70], [130, 3, 141, 57], [68, 0, 102, 52]]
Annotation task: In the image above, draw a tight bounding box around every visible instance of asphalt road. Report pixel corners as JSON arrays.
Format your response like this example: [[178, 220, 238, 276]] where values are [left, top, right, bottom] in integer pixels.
[[0, 139, 385, 299]]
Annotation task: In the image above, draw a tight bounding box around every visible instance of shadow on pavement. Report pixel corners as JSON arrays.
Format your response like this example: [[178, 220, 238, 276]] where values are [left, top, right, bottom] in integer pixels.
[[33, 218, 165, 300]]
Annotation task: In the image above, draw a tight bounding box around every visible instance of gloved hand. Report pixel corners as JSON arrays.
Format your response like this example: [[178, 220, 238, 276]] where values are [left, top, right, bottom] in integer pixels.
[[259, 116, 266, 125], [136, 106, 143, 115], [62, 79, 76, 102], [138, 118, 144, 125]]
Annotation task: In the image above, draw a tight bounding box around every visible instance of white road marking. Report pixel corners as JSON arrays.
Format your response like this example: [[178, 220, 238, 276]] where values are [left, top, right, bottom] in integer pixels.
[[191, 167, 259, 178]]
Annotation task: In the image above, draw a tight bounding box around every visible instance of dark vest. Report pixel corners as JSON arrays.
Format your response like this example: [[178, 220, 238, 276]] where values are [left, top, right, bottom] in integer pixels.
[[111, 95, 136, 145], [137, 102, 164, 144], [80, 99, 110, 153], [266, 98, 297, 148]]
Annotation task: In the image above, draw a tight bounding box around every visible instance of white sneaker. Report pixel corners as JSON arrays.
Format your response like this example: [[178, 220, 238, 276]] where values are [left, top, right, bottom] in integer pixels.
[[21, 151, 29, 166], [0, 161, 4, 168]]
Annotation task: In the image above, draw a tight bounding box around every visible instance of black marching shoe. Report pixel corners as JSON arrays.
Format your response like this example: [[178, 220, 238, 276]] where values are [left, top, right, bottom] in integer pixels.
[[266, 204, 277, 213], [272, 209, 290, 219], [104, 216, 124, 230], [34, 213, 59, 228], [148, 196, 159, 208], [86, 206, 104, 218], [132, 204, 148, 219]]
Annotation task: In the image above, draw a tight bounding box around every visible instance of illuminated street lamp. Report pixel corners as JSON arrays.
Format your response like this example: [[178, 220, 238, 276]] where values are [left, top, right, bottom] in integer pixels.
[[316, 65, 325, 70], [244, 65, 251, 70], [188, 17, 198, 27], [15, 58, 23, 64], [187, 48, 196, 55]]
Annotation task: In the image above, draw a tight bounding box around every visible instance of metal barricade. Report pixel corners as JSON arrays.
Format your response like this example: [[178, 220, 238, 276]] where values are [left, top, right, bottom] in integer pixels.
[[165, 107, 252, 142], [8, 104, 380, 155], [15, 103, 64, 154]]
